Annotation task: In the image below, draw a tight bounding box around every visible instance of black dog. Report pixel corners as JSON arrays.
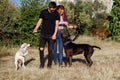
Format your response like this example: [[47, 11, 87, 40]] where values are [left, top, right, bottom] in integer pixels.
[[61, 30, 101, 67]]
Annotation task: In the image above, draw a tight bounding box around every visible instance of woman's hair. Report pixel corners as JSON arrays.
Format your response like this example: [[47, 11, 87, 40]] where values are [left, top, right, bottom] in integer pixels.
[[56, 5, 68, 22], [56, 5, 64, 10], [64, 12, 68, 22]]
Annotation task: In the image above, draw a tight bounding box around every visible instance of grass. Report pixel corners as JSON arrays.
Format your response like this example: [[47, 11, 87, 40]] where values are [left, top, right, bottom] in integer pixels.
[[0, 36, 120, 80]]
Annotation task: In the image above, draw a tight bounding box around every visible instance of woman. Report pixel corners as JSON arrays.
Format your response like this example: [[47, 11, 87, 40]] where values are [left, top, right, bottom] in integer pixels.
[[53, 5, 70, 66]]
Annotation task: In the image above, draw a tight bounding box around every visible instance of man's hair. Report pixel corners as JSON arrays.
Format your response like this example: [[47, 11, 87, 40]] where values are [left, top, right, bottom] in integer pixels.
[[48, 1, 56, 8]]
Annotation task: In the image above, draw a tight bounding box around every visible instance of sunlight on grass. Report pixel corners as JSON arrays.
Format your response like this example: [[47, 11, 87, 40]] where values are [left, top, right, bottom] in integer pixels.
[[0, 36, 120, 80]]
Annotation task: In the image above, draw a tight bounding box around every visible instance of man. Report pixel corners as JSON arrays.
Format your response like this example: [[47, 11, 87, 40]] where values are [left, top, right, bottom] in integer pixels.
[[33, 1, 60, 68]]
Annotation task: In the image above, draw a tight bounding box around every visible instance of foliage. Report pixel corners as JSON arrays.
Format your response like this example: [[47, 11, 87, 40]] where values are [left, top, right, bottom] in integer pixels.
[[61, 0, 108, 35], [61, 1, 93, 35], [20, 0, 46, 46], [62, 1, 75, 24], [1, 0, 120, 46], [0, 0, 21, 45], [107, 0, 120, 41], [92, 0, 108, 29], [74, 1, 93, 35]]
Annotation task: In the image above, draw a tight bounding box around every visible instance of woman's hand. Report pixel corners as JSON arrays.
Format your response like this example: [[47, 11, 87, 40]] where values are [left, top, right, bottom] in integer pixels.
[[51, 34, 56, 40]]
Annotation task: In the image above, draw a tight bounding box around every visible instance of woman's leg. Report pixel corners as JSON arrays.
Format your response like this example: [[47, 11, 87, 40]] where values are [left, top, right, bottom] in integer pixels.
[[58, 30, 63, 64], [52, 39, 58, 64]]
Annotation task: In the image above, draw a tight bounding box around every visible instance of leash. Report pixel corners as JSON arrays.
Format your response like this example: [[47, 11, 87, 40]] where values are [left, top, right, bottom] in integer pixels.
[[72, 27, 81, 41]]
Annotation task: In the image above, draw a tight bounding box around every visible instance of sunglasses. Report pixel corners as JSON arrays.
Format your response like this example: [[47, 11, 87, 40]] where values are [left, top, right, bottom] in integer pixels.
[[49, 8, 56, 13]]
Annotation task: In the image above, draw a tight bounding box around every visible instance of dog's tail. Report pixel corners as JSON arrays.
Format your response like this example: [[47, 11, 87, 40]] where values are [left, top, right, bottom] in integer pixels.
[[92, 46, 101, 50]]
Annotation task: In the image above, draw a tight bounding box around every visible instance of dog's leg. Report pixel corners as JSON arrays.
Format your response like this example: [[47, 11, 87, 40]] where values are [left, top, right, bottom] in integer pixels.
[[65, 56, 68, 67], [21, 57, 25, 68], [69, 56, 72, 67], [68, 56, 72, 67], [84, 54, 93, 67], [87, 57, 93, 67], [15, 59, 18, 70], [18, 61, 22, 68], [88, 50, 94, 67]]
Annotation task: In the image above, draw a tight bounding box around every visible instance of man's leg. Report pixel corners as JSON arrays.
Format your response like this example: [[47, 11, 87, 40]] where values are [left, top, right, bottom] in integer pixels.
[[39, 36, 46, 68], [39, 48, 44, 68], [47, 38, 54, 68]]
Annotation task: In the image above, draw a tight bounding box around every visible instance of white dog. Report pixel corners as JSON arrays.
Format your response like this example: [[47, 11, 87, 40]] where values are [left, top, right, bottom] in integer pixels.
[[15, 43, 30, 70]]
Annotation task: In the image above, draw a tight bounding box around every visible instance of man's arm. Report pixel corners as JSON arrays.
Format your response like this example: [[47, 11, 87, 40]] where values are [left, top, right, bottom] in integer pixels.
[[33, 18, 42, 33], [52, 20, 59, 40]]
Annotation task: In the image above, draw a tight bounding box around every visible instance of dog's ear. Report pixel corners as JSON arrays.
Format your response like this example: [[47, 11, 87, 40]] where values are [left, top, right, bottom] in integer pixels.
[[61, 29, 71, 39]]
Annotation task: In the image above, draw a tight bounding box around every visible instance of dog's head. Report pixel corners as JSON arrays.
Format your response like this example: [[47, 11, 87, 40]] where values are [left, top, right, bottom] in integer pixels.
[[20, 43, 30, 50], [61, 29, 71, 40]]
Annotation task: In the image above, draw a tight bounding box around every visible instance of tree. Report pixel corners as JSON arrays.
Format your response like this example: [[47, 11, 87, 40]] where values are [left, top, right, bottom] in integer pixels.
[[74, 1, 93, 35], [61, 0, 106, 35], [0, 0, 21, 44], [20, 0, 46, 45], [107, 0, 120, 41]]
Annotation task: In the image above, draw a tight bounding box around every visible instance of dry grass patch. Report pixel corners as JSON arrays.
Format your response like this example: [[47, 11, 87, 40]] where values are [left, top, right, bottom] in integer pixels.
[[0, 36, 120, 80]]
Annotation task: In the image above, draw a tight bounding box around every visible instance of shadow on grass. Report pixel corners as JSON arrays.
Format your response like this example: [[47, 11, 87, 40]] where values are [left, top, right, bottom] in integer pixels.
[[25, 58, 36, 66], [72, 58, 86, 64], [38, 55, 86, 66], [63, 57, 86, 64]]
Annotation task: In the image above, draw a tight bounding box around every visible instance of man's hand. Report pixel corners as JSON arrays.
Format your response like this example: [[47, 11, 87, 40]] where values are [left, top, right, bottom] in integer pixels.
[[33, 28, 38, 33]]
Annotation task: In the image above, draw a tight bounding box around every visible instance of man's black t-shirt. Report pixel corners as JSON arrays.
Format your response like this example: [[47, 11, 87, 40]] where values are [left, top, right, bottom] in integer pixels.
[[39, 9, 60, 38]]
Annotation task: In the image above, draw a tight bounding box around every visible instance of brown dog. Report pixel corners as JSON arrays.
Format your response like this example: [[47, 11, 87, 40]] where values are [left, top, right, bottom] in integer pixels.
[[61, 30, 101, 67]]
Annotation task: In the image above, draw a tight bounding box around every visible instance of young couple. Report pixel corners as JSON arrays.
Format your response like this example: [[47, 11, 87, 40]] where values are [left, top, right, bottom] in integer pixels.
[[33, 1, 73, 68]]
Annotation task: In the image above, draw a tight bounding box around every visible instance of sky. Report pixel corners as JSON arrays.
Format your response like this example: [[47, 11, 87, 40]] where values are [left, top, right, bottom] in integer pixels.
[[11, 0, 76, 6], [12, 0, 21, 6], [12, 0, 47, 6]]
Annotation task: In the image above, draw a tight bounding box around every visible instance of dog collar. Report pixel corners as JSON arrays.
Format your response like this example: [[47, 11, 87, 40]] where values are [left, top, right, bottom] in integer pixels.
[[64, 40, 72, 46]]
